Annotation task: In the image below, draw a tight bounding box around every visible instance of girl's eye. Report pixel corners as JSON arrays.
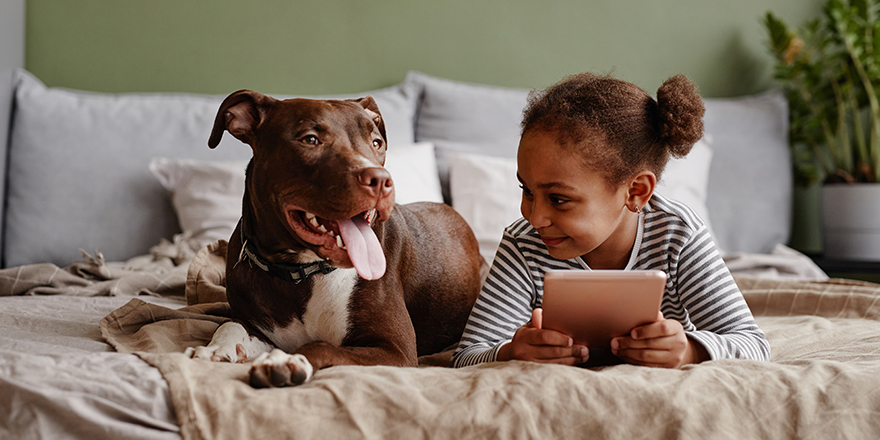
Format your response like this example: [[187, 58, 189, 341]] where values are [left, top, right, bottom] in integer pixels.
[[302, 135, 320, 145], [372, 139, 383, 149], [519, 184, 533, 197], [550, 196, 568, 205]]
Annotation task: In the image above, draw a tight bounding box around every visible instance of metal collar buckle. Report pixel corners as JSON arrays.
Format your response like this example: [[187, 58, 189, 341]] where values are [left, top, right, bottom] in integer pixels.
[[238, 237, 336, 284]]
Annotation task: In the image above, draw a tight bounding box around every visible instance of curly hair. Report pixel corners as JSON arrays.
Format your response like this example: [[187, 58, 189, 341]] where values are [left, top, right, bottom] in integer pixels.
[[521, 72, 704, 187]]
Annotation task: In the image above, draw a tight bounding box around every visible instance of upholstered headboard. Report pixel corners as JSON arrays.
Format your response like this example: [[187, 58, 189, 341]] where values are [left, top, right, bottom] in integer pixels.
[[1, 69, 791, 268], [0, 0, 26, 266]]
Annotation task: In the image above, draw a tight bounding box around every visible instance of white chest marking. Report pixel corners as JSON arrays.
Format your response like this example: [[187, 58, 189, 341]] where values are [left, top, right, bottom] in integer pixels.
[[261, 268, 358, 353]]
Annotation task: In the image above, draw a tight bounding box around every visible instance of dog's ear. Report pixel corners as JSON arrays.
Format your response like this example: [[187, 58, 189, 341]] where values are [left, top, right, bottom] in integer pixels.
[[353, 96, 387, 143], [208, 90, 272, 148]]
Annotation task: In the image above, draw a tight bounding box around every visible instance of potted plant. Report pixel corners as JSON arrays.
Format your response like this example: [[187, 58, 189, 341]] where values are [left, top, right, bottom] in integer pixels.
[[765, 0, 880, 261]]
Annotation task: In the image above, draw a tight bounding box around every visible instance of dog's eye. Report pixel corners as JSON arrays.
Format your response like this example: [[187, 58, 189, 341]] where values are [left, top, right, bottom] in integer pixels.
[[301, 135, 320, 145], [372, 139, 383, 149]]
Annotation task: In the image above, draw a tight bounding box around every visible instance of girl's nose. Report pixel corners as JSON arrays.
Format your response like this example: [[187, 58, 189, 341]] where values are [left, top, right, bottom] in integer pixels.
[[524, 199, 551, 229]]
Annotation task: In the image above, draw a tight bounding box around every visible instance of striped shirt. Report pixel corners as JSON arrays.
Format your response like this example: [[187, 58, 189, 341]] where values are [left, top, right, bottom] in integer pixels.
[[452, 192, 770, 367]]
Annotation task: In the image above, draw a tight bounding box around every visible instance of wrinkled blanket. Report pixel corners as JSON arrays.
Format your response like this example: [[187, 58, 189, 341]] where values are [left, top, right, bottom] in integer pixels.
[[0, 234, 201, 297], [98, 243, 880, 440]]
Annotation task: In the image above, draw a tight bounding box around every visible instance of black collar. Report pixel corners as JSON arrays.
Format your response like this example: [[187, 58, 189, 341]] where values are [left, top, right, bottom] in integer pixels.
[[236, 235, 336, 284]]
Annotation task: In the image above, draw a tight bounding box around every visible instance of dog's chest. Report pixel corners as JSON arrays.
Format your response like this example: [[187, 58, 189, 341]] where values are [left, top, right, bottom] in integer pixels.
[[259, 268, 358, 352]]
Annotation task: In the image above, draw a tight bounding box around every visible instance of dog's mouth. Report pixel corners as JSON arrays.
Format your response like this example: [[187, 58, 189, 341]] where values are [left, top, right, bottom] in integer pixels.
[[285, 208, 385, 280]]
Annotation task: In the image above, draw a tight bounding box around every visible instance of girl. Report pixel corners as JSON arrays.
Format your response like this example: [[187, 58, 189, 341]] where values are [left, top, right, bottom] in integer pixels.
[[452, 73, 770, 369]]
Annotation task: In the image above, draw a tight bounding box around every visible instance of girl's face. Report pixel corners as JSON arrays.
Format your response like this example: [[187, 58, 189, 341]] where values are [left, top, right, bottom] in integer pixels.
[[517, 130, 639, 269]]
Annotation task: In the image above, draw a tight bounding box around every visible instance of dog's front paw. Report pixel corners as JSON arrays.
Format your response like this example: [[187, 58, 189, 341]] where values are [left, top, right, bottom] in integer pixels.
[[249, 349, 314, 388], [185, 343, 247, 363], [184, 321, 272, 363]]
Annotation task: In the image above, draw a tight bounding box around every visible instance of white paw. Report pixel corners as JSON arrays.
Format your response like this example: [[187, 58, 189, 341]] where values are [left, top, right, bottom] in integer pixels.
[[185, 321, 272, 363], [185, 343, 242, 362], [249, 349, 314, 388]]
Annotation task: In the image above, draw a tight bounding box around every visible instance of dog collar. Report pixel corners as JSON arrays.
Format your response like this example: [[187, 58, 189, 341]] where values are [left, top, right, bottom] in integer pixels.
[[237, 237, 336, 284]]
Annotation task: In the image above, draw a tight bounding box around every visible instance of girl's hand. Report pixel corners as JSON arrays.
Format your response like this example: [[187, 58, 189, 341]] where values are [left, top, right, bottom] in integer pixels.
[[610, 312, 709, 368], [497, 309, 589, 365]]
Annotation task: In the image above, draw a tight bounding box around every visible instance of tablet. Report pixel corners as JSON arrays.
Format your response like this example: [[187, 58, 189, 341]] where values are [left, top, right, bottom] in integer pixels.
[[542, 270, 666, 351]]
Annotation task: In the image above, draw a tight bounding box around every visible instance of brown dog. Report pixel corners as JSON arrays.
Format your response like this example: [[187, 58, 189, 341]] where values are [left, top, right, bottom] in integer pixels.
[[187, 90, 483, 387]]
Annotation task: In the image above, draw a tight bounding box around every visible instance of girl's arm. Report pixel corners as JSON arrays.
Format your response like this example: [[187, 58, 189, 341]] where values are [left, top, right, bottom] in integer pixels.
[[452, 230, 536, 367], [674, 227, 771, 361]]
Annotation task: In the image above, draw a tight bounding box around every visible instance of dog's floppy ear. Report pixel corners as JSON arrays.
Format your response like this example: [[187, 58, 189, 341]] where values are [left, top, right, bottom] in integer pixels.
[[208, 90, 272, 148], [353, 96, 387, 143]]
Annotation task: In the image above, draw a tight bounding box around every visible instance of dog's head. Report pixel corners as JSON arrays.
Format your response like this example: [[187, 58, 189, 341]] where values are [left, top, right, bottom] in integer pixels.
[[209, 90, 393, 280]]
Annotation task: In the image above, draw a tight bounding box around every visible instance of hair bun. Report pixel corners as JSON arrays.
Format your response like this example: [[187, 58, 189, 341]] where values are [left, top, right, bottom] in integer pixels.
[[656, 74, 705, 157]]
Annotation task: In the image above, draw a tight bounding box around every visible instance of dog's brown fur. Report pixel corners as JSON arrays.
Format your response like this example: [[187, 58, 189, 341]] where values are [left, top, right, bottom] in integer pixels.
[[208, 91, 482, 386]]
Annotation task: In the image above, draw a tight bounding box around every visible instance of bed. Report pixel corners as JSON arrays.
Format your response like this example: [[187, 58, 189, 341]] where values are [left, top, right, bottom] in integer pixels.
[[2, 66, 880, 440]]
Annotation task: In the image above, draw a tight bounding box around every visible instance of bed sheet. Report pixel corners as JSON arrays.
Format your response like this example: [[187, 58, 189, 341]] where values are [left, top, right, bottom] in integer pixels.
[[0, 291, 185, 440], [101, 249, 880, 440], [0, 239, 872, 440]]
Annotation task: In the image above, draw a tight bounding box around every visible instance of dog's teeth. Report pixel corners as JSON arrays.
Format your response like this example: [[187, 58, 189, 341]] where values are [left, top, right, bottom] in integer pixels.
[[310, 217, 320, 228], [318, 225, 328, 233], [337, 235, 345, 249], [305, 212, 316, 220]]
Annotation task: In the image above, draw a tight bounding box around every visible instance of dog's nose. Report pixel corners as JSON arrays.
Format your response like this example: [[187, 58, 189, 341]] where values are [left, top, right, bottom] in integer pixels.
[[358, 167, 393, 198]]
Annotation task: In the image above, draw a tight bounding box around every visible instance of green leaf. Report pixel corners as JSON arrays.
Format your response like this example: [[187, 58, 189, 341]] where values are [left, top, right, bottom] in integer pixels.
[[765, 0, 880, 184]]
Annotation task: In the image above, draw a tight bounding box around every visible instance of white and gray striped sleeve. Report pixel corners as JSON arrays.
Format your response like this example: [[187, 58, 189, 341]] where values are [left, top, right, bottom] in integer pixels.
[[675, 227, 771, 361], [452, 229, 535, 368]]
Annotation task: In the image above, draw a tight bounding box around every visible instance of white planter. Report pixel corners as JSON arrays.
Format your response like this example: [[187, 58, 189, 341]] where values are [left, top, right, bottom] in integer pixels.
[[821, 183, 880, 261]]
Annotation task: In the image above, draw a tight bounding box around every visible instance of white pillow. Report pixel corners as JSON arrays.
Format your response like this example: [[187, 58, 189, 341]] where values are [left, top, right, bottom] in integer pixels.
[[447, 153, 522, 264], [383, 142, 444, 204], [656, 136, 718, 247], [447, 137, 716, 264], [150, 143, 444, 247], [150, 158, 248, 247]]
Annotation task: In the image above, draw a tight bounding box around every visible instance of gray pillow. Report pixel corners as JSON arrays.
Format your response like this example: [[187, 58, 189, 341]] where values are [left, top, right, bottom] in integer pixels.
[[703, 90, 792, 254], [406, 71, 531, 203], [5, 70, 418, 267]]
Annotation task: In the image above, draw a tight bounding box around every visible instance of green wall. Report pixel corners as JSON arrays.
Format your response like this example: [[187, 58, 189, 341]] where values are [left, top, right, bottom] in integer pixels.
[[25, 0, 824, 97], [23, 0, 828, 252]]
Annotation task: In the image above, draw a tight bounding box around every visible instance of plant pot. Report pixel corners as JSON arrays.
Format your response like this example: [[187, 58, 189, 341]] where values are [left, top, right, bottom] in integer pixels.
[[821, 183, 880, 261]]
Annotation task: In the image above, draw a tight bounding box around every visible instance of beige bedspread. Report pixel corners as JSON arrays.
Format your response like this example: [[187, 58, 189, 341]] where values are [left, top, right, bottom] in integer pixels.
[[100, 245, 880, 440]]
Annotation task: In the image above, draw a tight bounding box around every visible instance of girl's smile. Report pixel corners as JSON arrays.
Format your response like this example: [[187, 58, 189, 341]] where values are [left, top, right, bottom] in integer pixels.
[[540, 236, 567, 247]]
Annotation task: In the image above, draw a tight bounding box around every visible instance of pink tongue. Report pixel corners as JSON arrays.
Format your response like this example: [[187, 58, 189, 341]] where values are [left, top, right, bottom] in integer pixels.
[[337, 216, 386, 280]]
